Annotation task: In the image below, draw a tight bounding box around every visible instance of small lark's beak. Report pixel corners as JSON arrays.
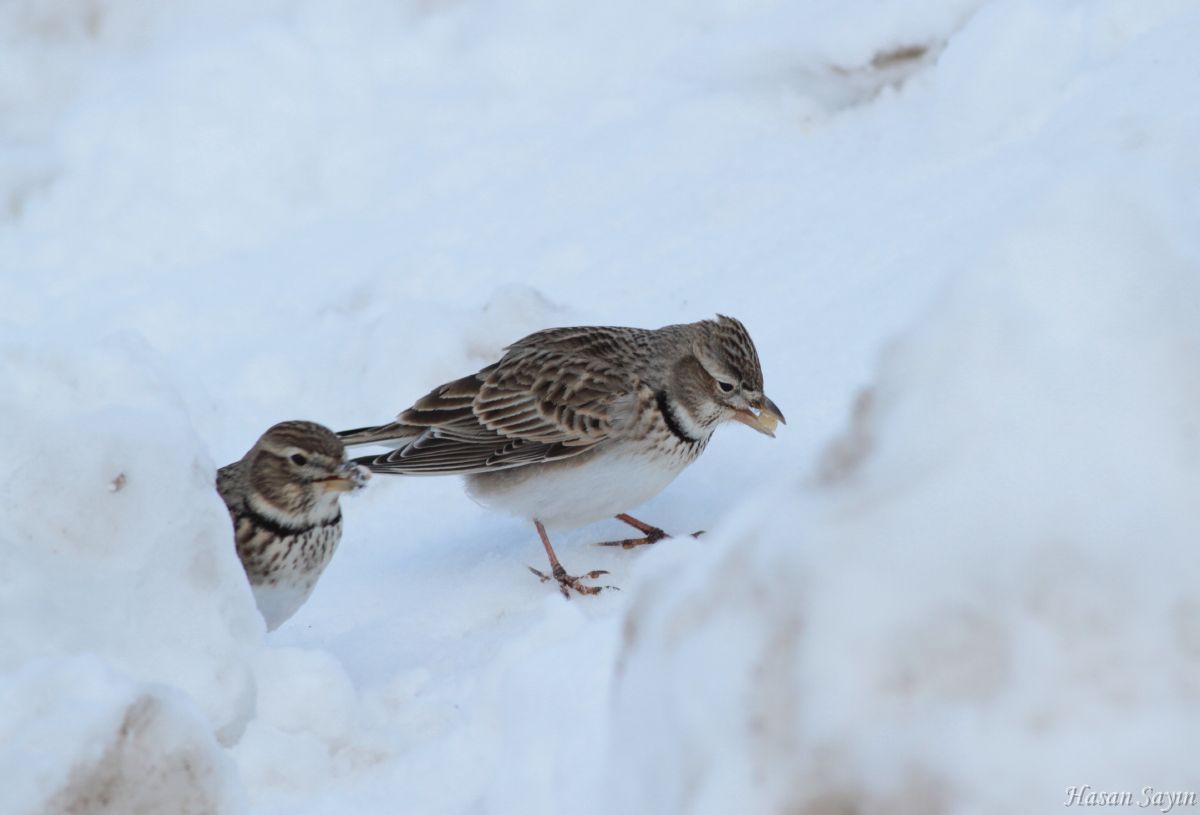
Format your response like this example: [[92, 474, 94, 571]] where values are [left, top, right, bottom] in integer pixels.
[[318, 462, 371, 493], [732, 395, 787, 438]]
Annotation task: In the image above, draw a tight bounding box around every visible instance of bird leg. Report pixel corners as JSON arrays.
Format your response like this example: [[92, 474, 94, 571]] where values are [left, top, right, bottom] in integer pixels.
[[594, 513, 705, 549], [527, 520, 611, 598]]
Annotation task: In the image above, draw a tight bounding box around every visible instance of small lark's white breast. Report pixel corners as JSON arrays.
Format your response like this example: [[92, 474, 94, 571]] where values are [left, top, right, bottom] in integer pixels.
[[235, 513, 343, 631]]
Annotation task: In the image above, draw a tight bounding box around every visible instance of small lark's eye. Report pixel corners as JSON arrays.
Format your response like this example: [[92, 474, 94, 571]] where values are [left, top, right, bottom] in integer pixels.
[[718, 380, 735, 393], [290, 453, 308, 466]]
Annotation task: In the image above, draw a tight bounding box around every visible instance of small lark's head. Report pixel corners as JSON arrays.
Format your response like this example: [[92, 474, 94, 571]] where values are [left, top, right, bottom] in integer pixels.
[[245, 420, 370, 514], [681, 315, 785, 437]]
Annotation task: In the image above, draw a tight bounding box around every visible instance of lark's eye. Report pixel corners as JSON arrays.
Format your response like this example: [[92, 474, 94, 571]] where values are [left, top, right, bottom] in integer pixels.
[[718, 380, 735, 393], [290, 453, 308, 466]]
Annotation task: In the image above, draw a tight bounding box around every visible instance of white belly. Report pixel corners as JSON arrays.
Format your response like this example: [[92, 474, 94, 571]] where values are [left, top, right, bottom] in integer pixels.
[[252, 581, 316, 631], [466, 446, 691, 530]]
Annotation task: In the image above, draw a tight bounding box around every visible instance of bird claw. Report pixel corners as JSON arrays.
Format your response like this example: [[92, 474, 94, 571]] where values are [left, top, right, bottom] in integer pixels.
[[527, 565, 614, 598], [595, 526, 705, 548], [595, 538, 650, 549], [595, 526, 666, 549]]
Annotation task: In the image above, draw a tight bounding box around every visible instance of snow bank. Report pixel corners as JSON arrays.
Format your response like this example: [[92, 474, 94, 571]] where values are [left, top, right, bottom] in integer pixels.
[[605, 5, 1200, 811], [0, 656, 244, 815], [231, 647, 362, 799], [606, 160, 1200, 814], [0, 332, 262, 807]]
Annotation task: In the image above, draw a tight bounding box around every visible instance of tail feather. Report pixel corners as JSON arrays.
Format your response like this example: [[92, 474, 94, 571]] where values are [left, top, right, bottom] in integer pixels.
[[351, 451, 485, 476], [336, 423, 419, 447]]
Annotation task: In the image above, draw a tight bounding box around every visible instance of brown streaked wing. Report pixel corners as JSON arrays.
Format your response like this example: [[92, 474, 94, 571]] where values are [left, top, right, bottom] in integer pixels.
[[473, 348, 622, 445], [353, 347, 632, 475], [396, 368, 492, 426]]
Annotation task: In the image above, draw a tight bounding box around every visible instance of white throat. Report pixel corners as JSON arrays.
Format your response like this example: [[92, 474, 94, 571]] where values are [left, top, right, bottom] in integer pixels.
[[249, 489, 341, 527]]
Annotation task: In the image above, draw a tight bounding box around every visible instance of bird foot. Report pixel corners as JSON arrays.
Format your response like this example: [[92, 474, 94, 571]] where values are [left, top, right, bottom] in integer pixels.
[[527, 564, 614, 598], [595, 528, 705, 549]]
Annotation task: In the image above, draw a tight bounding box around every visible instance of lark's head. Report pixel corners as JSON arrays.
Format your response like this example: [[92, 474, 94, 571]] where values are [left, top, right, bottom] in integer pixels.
[[676, 315, 785, 437], [245, 420, 369, 514]]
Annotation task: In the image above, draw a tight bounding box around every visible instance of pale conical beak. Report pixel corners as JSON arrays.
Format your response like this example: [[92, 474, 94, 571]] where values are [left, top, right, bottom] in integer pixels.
[[318, 462, 372, 492], [732, 395, 787, 438]]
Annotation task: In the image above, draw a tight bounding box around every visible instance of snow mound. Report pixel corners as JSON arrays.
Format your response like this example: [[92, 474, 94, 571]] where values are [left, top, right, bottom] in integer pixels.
[[231, 647, 359, 800], [0, 656, 244, 815], [0, 332, 262, 742], [606, 171, 1200, 814]]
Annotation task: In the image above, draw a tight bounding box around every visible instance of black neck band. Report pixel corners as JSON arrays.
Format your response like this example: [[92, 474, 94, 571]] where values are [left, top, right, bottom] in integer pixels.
[[656, 390, 701, 445], [241, 503, 341, 538]]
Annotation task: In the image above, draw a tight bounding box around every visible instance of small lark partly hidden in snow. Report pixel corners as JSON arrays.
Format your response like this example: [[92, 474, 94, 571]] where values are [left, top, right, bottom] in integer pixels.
[[217, 421, 370, 630], [339, 315, 783, 597]]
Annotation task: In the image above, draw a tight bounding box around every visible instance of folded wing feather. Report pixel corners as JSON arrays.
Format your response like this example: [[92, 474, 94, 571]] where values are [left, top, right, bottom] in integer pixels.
[[344, 347, 632, 475]]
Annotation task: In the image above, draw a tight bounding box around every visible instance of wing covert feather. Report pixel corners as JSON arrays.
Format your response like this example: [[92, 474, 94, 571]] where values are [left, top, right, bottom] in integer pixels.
[[352, 346, 635, 475]]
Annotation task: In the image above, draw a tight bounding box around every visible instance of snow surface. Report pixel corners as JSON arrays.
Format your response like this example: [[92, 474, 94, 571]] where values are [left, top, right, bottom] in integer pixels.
[[2, 0, 1199, 812]]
